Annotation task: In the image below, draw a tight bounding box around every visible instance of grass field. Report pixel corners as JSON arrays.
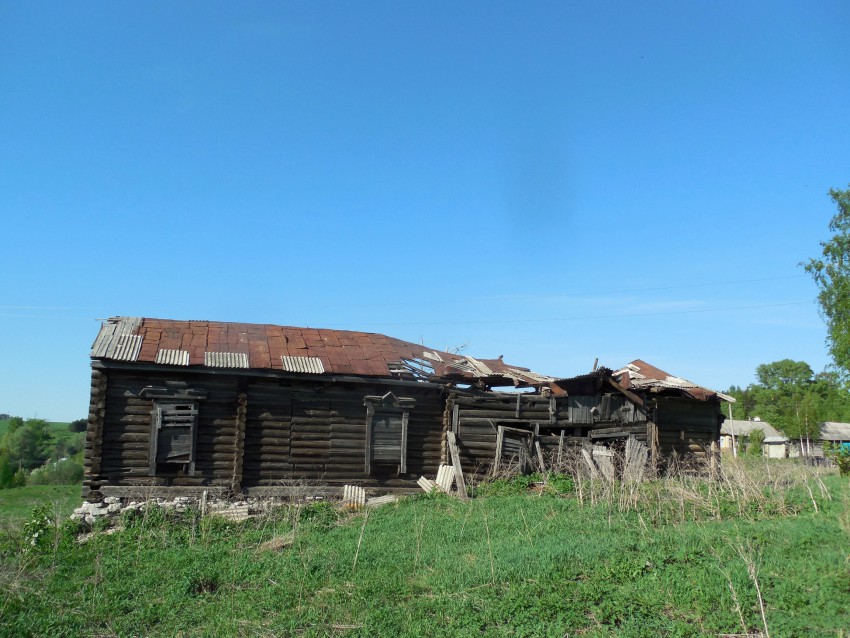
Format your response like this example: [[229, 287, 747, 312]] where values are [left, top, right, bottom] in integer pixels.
[[0, 461, 848, 638], [0, 484, 81, 526]]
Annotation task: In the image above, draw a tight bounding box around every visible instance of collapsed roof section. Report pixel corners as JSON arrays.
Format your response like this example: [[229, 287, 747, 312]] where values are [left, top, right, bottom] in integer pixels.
[[549, 360, 733, 404], [612, 359, 735, 403], [90, 317, 554, 388]]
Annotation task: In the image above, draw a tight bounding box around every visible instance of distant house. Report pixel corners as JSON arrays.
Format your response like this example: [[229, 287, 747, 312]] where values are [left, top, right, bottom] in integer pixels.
[[818, 422, 850, 451], [785, 422, 850, 459], [83, 317, 734, 500], [720, 419, 787, 458]]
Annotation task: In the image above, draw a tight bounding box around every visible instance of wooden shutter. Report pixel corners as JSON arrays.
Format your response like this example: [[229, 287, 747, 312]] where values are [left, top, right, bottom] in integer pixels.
[[365, 410, 409, 474], [150, 401, 198, 474]]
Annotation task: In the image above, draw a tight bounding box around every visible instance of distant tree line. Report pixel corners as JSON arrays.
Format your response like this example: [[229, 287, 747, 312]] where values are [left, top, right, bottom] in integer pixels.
[[0, 417, 86, 488], [726, 359, 850, 443]]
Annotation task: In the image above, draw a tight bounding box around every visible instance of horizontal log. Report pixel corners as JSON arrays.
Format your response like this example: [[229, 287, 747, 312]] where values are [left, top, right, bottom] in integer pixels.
[[244, 437, 290, 447], [590, 424, 648, 438], [456, 398, 550, 406], [458, 409, 550, 419]]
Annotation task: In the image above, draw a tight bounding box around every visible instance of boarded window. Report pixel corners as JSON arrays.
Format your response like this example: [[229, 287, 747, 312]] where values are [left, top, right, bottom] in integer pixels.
[[149, 401, 198, 475], [370, 411, 408, 467], [364, 392, 414, 475]]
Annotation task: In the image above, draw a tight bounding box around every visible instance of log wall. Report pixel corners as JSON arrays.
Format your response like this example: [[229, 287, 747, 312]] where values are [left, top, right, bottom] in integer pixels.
[[654, 397, 721, 460], [85, 367, 446, 496], [85, 364, 724, 498]]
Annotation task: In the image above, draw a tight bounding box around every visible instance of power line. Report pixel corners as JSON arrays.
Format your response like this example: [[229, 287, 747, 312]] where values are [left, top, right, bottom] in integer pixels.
[[331, 300, 813, 328], [310, 274, 809, 309], [0, 274, 808, 318]]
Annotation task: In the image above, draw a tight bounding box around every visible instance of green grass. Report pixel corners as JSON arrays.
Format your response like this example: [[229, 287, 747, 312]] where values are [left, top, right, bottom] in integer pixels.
[[1, 469, 848, 638], [0, 484, 81, 525]]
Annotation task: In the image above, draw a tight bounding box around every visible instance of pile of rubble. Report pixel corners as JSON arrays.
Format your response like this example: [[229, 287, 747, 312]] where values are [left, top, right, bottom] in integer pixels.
[[70, 494, 302, 527], [70, 489, 405, 528]]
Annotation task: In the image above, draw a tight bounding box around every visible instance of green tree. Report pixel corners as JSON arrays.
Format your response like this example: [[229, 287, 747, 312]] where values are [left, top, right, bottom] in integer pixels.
[[727, 359, 848, 442], [803, 185, 850, 378], [755, 359, 813, 390], [68, 418, 88, 433], [0, 449, 14, 488], [6, 416, 24, 434], [7, 419, 52, 470], [747, 428, 765, 456]]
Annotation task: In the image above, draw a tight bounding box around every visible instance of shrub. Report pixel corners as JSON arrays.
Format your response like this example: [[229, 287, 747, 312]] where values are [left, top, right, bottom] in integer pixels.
[[26, 457, 83, 486], [68, 419, 88, 433], [825, 442, 850, 477], [22, 504, 54, 551], [747, 428, 765, 456]]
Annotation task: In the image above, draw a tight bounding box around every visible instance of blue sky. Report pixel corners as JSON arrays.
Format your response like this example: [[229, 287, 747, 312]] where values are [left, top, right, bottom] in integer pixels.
[[2, 2, 849, 420]]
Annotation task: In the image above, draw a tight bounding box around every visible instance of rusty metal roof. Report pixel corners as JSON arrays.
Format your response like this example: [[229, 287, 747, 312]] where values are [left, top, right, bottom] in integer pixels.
[[91, 317, 553, 387], [613, 359, 734, 403]]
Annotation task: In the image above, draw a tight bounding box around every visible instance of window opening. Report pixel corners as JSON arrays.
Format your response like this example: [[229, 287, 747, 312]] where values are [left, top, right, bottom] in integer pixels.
[[364, 392, 415, 475], [149, 401, 199, 475]]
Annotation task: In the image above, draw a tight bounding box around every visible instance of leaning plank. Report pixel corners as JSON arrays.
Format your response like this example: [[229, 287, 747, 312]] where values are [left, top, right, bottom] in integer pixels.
[[592, 447, 616, 481], [534, 440, 546, 472], [624, 436, 649, 483], [581, 448, 600, 479], [445, 431, 470, 501]]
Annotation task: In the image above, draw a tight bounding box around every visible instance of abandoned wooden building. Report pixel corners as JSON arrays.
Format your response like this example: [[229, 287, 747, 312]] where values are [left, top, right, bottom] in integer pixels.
[[84, 317, 732, 499], [448, 359, 732, 477]]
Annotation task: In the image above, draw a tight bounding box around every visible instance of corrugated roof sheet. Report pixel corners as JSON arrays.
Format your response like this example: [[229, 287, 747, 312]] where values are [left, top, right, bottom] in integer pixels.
[[281, 356, 324, 374], [819, 422, 850, 441], [721, 419, 782, 438], [155, 349, 190, 366], [90, 316, 551, 387], [204, 352, 249, 368], [111, 334, 143, 362]]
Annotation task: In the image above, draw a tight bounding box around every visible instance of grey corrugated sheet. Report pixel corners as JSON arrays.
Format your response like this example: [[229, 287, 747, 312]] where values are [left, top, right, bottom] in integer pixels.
[[721, 419, 781, 438], [204, 352, 249, 368], [509, 367, 554, 383], [156, 349, 190, 366], [280, 356, 324, 374], [819, 422, 850, 441], [110, 334, 143, 361]]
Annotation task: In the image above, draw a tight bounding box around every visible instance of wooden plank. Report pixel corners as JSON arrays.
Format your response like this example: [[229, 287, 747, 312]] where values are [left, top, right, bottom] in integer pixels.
[[445, 431, 469, 500], [458, 410, 551, 419], [581, 449, 599, 479], [557, 429, 565, 466], [534, 439, 546, 472], [401, 411, 408, 474], [592, 448, 615, 480], [493, 425, 504, 475]]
